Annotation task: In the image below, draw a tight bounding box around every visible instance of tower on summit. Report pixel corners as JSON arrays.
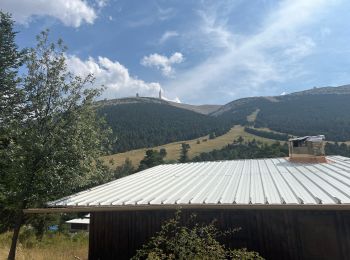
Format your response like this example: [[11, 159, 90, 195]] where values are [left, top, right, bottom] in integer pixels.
[[159, 89, 162, 99]]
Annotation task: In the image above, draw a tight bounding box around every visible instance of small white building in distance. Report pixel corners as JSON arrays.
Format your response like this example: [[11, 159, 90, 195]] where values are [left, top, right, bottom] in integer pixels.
[[65, 214, 90, 232]]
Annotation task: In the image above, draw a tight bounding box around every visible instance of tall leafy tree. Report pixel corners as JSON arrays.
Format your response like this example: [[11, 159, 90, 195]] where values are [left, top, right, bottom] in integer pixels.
[[138, 149, 165, 171], [179, 143, 190, 163], [0, 11, 23, 123], [2, 29, 111, 260], [114, 158, 135, 179], [0, 11, 25, 235], [159, 148, 167, 158]]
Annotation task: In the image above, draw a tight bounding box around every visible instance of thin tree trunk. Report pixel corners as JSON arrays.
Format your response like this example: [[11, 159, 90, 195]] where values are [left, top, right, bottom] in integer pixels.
[[7, 210, 24, 260]]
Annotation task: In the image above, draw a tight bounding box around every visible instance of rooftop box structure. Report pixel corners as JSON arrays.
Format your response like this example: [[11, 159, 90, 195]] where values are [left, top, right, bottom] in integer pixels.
[[28, 156, 350, 260], [289, 135, 326, 163]]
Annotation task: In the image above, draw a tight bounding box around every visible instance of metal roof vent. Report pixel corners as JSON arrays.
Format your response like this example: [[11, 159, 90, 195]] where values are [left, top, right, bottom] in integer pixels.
[[288, 135, 327, 163]]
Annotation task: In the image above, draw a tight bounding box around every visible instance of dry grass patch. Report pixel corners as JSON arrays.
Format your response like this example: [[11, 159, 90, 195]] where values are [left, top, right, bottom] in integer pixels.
[[246, 109, 260, 123], [0, 232, 88, 260]]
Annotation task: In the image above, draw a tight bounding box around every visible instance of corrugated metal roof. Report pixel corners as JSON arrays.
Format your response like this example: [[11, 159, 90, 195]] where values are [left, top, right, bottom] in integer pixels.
[[48, 156, 350, 208]]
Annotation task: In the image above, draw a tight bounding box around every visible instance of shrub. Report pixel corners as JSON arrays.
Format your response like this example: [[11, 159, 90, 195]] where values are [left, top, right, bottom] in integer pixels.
[[18, 226, 37, 248], [244, 127, 290, 141], [132, 211, 263, 260], [209, 132, 216, 139]]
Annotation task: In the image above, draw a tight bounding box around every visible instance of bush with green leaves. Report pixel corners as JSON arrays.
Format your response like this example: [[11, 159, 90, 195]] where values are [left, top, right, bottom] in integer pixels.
[[114, 158, 135, 179], [132, 211, 264, 260], [138, 149, 166, 171]]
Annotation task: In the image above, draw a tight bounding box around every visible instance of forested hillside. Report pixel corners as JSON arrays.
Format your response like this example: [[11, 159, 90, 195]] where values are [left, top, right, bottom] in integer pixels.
[[97, 85, 350, 154], [191, 139, 350, 162], [254, 94, 350, 141], [192, 139, 289, 162], [213, 85, 350, 141], [98, 102, 231, 153]]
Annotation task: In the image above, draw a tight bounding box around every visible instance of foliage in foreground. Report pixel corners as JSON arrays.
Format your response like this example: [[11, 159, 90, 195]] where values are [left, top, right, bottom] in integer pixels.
[[0, 12, 111, 259], [132, 211, 263, 260]]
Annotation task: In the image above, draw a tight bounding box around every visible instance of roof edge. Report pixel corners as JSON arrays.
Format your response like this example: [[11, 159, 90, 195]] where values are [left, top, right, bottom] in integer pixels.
[[24, 204, 350, 213]]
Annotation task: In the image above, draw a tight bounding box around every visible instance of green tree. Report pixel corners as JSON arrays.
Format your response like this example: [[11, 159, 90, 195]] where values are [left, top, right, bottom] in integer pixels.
[[114, 158, 135, 179], [138, 149, 165, 171], [2, 30, 111, 260], [159, 148, 167, 158], [236, 136, 244, 144], [179, 143, 190, 163], [209, 132, 216, 139], [0, 12, 24, 124], [192, 138, 289, 162], [0, 11, 25, 236], [132, 211, 263, 260]]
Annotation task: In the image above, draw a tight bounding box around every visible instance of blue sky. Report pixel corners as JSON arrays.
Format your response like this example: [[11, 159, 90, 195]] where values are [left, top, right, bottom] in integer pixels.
[[2, 0, 350, 104]]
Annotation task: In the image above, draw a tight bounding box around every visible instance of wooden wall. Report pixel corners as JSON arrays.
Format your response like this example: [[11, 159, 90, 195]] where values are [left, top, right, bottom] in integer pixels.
[[89, 209, 350, 260]]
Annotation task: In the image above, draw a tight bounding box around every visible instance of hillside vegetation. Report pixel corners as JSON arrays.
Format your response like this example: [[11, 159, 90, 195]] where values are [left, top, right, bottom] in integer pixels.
[[96, 85, 350, 156], [102, 126, 277, 168], [214, 85, 350, 141], [244, 127, 292, 141], [98, 101, 231, 153], [98, 85, 350, 169], [254, 94, 350, 141], [187, 139, 350, 162], [192, 139, 289, 162]]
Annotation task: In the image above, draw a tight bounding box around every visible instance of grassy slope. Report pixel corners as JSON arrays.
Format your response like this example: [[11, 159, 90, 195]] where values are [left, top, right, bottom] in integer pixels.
[[102, 125, 277, 168], [246, 109, 260, 123]]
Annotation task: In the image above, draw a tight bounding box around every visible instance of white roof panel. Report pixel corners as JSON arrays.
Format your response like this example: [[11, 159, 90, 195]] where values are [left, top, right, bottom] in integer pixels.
[[66, 218, 90, 224], [48, 156, 350, 208]]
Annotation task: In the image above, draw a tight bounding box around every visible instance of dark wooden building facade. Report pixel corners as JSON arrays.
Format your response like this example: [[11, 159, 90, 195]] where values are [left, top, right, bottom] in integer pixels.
[[88, 208, 350, 260]]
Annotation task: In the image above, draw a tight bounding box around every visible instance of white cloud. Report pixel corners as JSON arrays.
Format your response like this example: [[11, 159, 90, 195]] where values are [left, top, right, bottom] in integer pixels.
[[126, 6, 175, 28], [284, 37, 316, 61], [141, 52, 184, 77], [156, 6, 176, 21], [159, 31, 179, 44], [66, 55, 162, 99], [197, 9, 233, 49], [166, 0, 336, 102], [1, 0, 97, 27], [95, 0, 108, 8]]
